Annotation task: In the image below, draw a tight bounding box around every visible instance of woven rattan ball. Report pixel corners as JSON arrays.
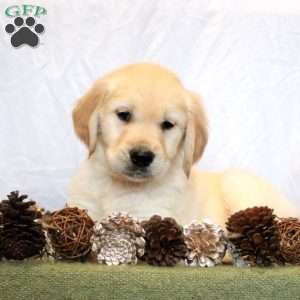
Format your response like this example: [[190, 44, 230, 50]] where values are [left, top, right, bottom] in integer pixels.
[[278, 218, 300, 264], [44, 207, 94, 259]]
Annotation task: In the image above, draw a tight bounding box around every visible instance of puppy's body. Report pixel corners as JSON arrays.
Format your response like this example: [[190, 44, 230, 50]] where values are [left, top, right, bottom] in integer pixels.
[[69, 63, 299, 226], [70, 147, 297, 227]]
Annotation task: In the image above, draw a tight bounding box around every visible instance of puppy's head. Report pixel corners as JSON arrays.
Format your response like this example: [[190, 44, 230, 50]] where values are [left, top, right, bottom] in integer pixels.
[[73, 63, 207, 182]]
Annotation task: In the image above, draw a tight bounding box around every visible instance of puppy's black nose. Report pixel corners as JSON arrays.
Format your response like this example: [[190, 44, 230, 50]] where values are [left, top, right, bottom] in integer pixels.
[[129, 148, 155, 168]]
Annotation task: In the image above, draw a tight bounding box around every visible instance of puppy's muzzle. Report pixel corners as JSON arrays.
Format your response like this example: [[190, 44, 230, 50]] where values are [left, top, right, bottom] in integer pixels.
[[129, 148, 155, 168]]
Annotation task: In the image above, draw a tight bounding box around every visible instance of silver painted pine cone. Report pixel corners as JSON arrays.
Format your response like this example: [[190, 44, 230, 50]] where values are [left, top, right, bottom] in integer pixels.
[[92, 213, 145, 265]]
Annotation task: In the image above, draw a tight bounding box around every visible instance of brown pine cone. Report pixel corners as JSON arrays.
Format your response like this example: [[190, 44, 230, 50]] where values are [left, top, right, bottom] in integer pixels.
[[141, 215, 188, 266], [226, 206, 284, 266], [0, 191, 41, 225], [0, 191, 45, 260]]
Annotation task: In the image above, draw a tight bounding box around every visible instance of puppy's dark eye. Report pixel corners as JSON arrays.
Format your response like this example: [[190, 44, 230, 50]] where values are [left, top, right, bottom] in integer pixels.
[[117, 111, 131, 122], [161, 120, 174, 130]]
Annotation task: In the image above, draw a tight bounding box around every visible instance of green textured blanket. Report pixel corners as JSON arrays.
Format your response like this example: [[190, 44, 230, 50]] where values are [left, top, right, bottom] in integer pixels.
[[0, 262, 299, 300]]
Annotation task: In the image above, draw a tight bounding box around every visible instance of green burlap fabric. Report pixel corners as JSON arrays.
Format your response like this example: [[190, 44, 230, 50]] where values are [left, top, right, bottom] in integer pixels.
[[0, 262, 299, 299]]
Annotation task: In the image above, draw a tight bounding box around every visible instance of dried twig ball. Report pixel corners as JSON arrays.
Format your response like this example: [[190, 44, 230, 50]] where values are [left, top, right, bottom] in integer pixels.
[[92, 212, 145, 265], [43, 207, 94, 259], [141, 215, 188, 266], [226, 206, 284, 266], [184, 220, 227, 267], [0, 191, 45, 260], [278, 218, 300, 264]]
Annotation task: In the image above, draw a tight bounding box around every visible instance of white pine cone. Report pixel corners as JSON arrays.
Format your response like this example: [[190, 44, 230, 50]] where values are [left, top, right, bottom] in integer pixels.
[[100, 212, 144, 236], [92, 213, 145, 265], [184, 219, 227, 267]]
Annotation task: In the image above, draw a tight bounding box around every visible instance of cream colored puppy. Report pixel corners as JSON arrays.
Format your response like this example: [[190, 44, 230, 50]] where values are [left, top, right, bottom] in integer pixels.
[[69, 63, 299, 227]]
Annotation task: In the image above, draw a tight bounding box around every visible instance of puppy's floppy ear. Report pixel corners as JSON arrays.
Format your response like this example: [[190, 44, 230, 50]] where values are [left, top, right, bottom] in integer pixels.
[[72, 80, 107, 156], [183, 91, 208, 177]]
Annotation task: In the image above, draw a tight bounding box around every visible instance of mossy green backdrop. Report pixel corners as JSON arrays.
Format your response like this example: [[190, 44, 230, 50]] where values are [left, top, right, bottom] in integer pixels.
[[0, 262, 299, 300]]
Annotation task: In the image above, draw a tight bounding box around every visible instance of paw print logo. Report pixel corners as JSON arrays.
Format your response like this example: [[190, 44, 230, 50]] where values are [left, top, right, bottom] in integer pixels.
[[5, 17, 45, 48]]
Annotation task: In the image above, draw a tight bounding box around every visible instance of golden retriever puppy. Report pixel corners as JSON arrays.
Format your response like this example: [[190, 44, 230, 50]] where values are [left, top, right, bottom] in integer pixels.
[[68, 63, 299, 227]]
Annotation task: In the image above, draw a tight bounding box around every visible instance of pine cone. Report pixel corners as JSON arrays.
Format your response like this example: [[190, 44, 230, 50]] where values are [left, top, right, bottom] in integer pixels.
[[226, 206, 284, 266], [92, 212, 145, 265], [184, 220, 227, 267], [0, 191, 45, 260], [100, 212, 144, 236], [141, 215, 188, 266]]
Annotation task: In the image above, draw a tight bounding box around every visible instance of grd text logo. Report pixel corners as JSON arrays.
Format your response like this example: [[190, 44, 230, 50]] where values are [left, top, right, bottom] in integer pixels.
[[4, 4, 47, 48]]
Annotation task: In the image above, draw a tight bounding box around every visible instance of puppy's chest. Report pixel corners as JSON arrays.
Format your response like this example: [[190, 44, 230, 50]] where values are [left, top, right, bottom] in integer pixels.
[[99, 179, 188, 221]]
